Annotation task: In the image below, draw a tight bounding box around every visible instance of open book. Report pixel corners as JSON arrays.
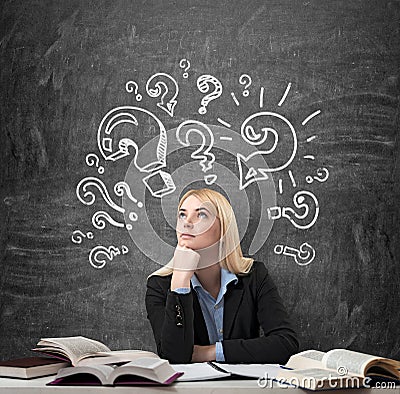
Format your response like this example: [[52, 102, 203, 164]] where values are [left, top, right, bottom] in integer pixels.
[[48, 358, 182, 386], [33, 336, 158, 367], [173, 362, 281, 381], [277, 349, 400, 390]]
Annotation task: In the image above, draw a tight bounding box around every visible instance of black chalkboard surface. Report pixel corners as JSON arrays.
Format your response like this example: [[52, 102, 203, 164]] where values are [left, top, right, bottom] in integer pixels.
[[0, 0, 399, 361]]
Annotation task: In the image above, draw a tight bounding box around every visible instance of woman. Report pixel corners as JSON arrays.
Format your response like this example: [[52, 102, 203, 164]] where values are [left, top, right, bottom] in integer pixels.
[[145, 188, 299, 364]]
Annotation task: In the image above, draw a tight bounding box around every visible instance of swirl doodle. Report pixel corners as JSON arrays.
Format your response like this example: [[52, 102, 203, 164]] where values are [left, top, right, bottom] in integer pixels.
[[88, 245, 128, 269]]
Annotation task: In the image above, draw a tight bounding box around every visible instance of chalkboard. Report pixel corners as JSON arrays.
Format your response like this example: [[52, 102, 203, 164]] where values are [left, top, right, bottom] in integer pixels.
[[0, 0, 399, 361]]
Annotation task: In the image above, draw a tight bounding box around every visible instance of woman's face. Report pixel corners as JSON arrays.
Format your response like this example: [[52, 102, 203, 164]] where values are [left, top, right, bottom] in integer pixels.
[[176, 195, 221, 250]]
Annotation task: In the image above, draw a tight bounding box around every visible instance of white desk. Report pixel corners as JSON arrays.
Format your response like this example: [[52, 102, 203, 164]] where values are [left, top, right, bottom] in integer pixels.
[[0, 376, 398, 394]]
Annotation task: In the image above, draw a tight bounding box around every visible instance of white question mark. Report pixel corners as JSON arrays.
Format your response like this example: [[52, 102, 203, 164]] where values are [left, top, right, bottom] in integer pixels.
[[146, 73, 178, 117], [125, 81, 142, 101], [239, 74, 252, 97], [267, 191, 319, 230], [176, 120, 216, 184], [306, 167, 330, 184], [179, 58, 191, 78], [274, 242, 315, 266], [197, 74, 223, 115], [85, 153, 104, 174], [76, 177, 124, 214], [92, 210, 132, 231], [89, 245, 121, 269], [71, 230, 94, 244]]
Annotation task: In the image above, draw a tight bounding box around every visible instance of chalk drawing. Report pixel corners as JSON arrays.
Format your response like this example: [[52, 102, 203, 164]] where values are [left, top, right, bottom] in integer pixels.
[[92, 210, 127, 230], [197, 74, 223, 114], [239, 74, 252, 97], [85, 153, 104, 174], [259, 86, 264, 108], [146, 72, 178, 117], [97, 106, 167, 172], [76, 177, 124, 213], [179, 58, 191, 78], [142, 170, 176, 198], [302, 109, 321, 126], [306, 135, 317, 143], [88, 244, 129, 269], [237, 111, 298, 190], [176, 120, 216, 184], [125, 81, 142, 101], [71, 230, 94, 244], [288, 170, 297, 187], [267, 191, 319, 230], [274, 242, 315, 266], [278, 82, 292, 106], [306, 167, 330, 184], [231, 92, 240, 106], [217, 118, 232, 128], [114, 181, 143, 208]]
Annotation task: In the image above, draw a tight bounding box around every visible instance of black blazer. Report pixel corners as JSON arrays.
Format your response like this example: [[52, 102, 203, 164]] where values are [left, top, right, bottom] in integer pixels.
[[145, 261, 299, 364]]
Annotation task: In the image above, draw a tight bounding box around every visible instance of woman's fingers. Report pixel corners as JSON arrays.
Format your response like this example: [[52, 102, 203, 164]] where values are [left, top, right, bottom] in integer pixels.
[[172, 246, 200, 271]]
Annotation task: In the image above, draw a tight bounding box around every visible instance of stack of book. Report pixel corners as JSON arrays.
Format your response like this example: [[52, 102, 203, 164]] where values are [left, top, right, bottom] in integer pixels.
[[1, 336, 182, 386]]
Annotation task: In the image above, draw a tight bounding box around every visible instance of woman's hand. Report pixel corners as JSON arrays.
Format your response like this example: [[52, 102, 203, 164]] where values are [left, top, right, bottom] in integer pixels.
[[170, 245, 200, 291], [191, 345, 216, 362]]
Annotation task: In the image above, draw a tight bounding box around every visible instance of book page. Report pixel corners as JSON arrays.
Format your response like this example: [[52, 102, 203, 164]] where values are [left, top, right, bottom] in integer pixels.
[[78, 350, 158, 366], [286, 350, 325, 369], [172, 363, 230, 381], [38, 337, 111, 364], [322, 349, 376, 376], [214, 363, 281, 379], [113, 358, 173, 384], [56, 364, 115, 385]]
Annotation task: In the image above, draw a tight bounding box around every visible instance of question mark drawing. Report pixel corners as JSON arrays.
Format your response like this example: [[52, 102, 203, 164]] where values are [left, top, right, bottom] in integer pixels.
[[266, 191, 319, 230], [176, 120, 217, 185], [306, 167, 330, 184], [76, 177, 125, 214], [86, 153, 104, 174], [274, 242, 316, 266], [71, 230, 94, 244], [179, 58, 191, 78], [197, 74, 223, 115], [125, 81, 142, 101], [92, 210, 133, 231], [239, 74, 252, 97], [88, 244, 129, 269], [146, 73, 179, 117]]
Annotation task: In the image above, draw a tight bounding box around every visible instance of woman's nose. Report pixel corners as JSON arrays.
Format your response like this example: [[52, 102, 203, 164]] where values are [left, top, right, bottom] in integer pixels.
[[183, 220, 194, 228]]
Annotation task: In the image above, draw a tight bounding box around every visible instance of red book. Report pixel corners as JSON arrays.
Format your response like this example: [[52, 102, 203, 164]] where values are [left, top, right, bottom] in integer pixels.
[[0, 357, 69, 379]]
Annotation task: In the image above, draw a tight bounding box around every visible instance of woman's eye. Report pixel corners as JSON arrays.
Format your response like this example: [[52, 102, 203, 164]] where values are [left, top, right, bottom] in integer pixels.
[[178, 212, 186, 220], [198, 211, 208, 219]]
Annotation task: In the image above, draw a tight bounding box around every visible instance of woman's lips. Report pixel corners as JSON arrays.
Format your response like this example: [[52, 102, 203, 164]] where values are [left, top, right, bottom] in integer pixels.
[[181, 233, 195, 239]]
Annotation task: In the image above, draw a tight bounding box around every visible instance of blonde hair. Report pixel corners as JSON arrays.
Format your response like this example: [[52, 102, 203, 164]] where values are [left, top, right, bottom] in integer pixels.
[[149, 188, 254, 276]]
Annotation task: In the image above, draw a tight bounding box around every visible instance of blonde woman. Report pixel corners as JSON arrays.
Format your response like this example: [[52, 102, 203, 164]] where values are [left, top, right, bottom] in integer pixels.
[[145, 188, 298, 364]]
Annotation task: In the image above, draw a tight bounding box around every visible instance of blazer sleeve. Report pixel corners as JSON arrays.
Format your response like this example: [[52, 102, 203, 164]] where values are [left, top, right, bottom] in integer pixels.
[[145, 275, 195, 363], [222, 262, 299, 364]]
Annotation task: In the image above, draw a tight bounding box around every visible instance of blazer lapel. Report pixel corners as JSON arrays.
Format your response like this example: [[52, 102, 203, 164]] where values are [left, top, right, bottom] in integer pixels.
[[223, 282, 244, 338]]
